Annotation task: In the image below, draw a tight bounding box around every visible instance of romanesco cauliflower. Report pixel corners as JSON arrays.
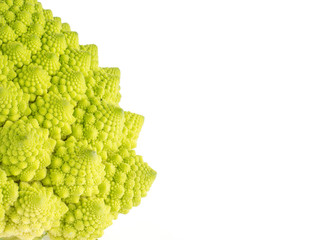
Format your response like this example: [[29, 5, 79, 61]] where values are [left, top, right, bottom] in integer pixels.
[[0, 0, 156, 239]]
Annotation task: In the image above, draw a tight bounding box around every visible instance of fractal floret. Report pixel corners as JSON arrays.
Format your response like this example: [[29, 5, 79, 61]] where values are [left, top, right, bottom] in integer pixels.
[[0, 0, 156, 239]]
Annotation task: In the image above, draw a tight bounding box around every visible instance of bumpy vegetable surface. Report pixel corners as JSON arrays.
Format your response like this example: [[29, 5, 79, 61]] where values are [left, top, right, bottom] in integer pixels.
[[0, 0, 156, 239]]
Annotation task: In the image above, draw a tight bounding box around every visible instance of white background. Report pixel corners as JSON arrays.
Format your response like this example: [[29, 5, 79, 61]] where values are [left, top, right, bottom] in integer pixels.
[[41, 0, 319, 239]]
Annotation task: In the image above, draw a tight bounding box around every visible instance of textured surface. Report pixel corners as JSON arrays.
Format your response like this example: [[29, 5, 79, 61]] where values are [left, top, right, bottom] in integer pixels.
[[0, 0, 156, 239]]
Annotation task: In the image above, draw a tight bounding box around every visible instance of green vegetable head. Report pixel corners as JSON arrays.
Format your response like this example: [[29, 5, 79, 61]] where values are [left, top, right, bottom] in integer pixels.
[[0, 0, 156, 239]]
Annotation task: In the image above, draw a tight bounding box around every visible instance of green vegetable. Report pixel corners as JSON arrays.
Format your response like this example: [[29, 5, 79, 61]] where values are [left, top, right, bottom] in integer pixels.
[[0, 0, 156, 239]]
